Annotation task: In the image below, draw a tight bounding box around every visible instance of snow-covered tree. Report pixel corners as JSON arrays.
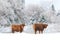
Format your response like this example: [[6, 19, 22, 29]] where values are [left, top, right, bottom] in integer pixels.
[[0, 0, 25, 27], [24, 4, 45, 24]]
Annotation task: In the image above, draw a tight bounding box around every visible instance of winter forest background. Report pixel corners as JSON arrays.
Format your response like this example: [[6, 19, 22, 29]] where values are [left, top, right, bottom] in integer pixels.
[[0, 0, 60, 33]]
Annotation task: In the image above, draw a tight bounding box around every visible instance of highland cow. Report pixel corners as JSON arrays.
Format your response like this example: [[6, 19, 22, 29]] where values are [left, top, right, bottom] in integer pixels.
[[12, 24, 25, 33], [33, 23, 48, 34]]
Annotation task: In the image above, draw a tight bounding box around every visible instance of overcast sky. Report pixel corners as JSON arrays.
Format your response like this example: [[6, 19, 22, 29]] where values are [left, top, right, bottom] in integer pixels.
[[25, 0, 60, 11]]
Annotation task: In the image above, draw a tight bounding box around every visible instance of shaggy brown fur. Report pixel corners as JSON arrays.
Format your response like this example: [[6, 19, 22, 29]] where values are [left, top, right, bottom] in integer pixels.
[[12, 24, 25, 33], [33, 23, 48, 34]]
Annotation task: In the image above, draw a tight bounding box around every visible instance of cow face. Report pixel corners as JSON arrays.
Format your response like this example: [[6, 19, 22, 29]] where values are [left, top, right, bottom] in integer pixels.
[[43, 24, 48, 28], [21, 24, 25, 29]]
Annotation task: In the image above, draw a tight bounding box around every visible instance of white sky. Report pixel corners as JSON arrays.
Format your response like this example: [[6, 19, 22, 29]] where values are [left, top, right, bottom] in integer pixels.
[[25, 0, 60, 11]]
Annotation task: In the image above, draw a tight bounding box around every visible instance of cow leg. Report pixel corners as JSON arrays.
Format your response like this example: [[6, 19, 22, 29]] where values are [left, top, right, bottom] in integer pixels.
[[41, 31, 43, 33], [12, 30, 14, 33], [35, 31, 36, 34], [20, 31, 22, 33], [20, 30, 23, 33], [35, 29, 37, 34], [39, 30, 40, 34]]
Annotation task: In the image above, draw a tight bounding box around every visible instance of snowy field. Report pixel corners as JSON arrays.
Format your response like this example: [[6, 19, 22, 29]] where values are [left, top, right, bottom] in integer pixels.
[[0, 33, 60, 40], [0, 23, 60, 33]]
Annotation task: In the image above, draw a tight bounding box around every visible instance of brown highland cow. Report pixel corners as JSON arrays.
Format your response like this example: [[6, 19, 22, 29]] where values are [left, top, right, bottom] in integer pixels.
[[33, 23, 48, 34], [12, 24, 25, 33]]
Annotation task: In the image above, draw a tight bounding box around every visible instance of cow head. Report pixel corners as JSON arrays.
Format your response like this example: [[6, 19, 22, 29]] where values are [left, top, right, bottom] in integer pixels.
[[43, 24, 48, 28], [21, 24, 25, 28]]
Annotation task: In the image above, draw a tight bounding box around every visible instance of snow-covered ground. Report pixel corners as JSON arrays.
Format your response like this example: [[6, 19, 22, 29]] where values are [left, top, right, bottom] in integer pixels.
[[0, 32, 60, 40], [0, 23, 60, 33]]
